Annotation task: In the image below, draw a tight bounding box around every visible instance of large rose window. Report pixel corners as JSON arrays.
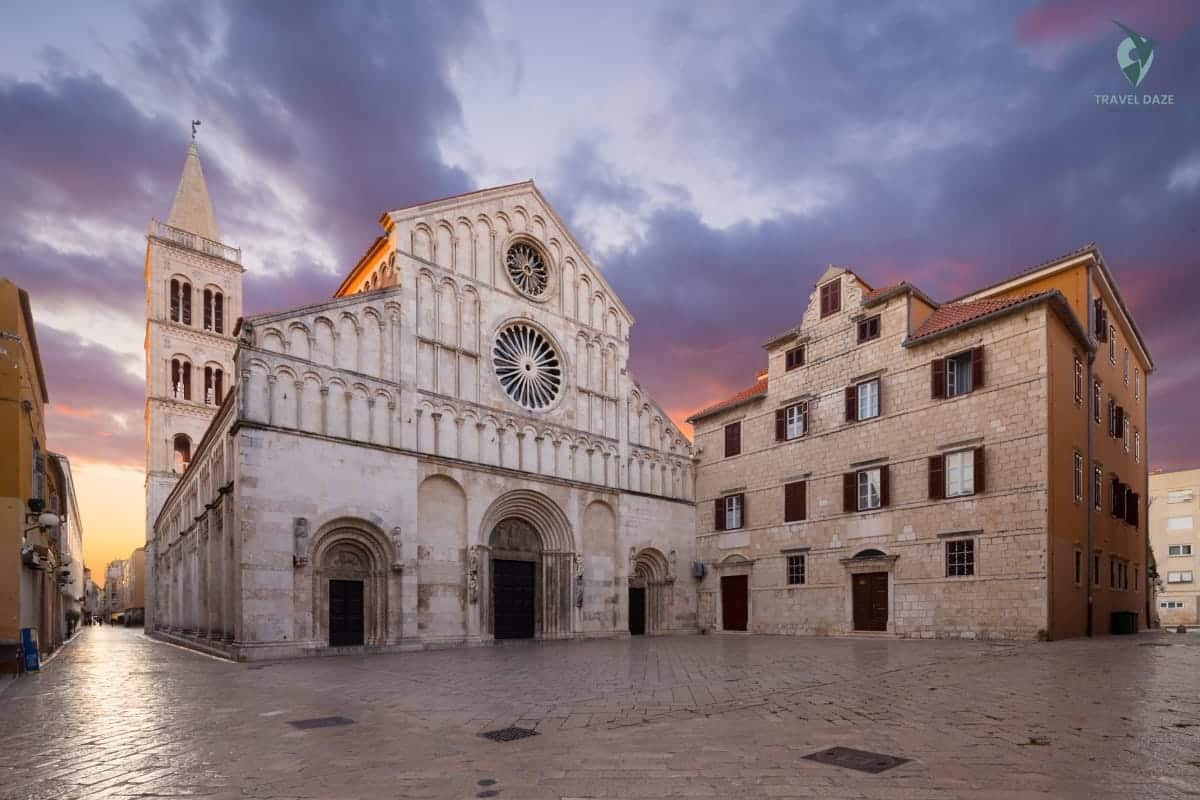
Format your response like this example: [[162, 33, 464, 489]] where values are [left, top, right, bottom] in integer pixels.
[[493, 323, 563, 410]]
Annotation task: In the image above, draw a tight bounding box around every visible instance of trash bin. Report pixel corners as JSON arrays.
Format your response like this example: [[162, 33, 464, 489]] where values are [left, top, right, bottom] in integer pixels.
[[1111, 610, 1138, 635]]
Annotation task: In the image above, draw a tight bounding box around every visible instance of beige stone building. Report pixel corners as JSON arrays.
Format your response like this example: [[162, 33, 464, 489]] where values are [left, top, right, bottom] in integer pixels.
[[689, 247, 1151, 639], [149, 177, 697, 659], [1149, 468, 1200, 626]]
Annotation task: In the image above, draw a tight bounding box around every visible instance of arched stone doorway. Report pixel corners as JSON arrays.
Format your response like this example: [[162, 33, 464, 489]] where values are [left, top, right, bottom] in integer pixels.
[[475, 490, 576, 641], [840, 548, 898, 633], [311, 524, 392, 648], [628, 548, 674, 635]]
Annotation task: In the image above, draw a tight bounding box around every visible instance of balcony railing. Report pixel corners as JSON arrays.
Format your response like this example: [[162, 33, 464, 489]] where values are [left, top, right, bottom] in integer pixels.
[[150, 220, 241, 264]]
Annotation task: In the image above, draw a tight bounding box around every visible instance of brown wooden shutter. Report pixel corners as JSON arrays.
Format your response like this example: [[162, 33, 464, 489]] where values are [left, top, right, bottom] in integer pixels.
[[971, 347, 985, 389], [798, 480, 807, 520], [973, 446, 986, 493], [1116, 405, 1124, 438], [928, 454, 945, 500], [714, 498, 725, 531], [725, 422, 741, 456], [931, 358, 946, 399], [784, 481, 806, 522], [775, 408, 786, 441], [880, 465, 890, 507], [1110, 477, 1120, 517], [845, 385, 858, 422], [843, 472, 856, 512]]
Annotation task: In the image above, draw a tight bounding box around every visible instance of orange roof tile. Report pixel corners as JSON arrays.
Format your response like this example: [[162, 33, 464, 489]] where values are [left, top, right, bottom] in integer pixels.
[[686, 377, 768, 423], [908, 290, 1057, 342]]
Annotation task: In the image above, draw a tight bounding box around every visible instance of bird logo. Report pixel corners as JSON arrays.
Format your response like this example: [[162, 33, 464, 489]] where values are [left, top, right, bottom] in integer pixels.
[[1113, 21, 1155, 88]]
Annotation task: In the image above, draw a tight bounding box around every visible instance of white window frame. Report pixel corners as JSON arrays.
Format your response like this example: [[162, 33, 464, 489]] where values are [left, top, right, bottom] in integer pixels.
[[946, 538, 975, 577], [1167, 516, 1195, 531], [1167, 571, 1194, 584], [786, 554, 806, 586], [1122, 415, 1129, 452], [857, 379, 879, 420], [1093, 465, 1102, 512], [1134, 430, 1140, 464], [1134, 368, 1140, 401], [785, 403, 806, 440], [1160, 600, 1185, 610], [1123, 348, 1129, 384], [1167, 490, 1194, 504], [1073, 356, 1083, 405], [945, 449, 975, 498], [724, 495, 743, 530], [1168, 544, 1193, 557], [857, 468, 882, 511], [946, 352, 973, 398], [1108, 326, 1116, 363]]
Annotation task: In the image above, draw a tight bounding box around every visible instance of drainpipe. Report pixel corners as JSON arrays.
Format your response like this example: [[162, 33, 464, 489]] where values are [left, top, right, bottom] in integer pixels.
[[1086, 348, 1096, 637], [1085, 261, 1096, 637]]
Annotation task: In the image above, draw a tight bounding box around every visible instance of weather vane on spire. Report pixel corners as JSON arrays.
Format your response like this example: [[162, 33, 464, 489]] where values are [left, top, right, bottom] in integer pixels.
[[191, 119, 201, 141]]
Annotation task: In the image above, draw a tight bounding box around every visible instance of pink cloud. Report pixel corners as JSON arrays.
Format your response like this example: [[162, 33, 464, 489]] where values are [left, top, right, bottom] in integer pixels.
[[1017, 0, 1200, 45]]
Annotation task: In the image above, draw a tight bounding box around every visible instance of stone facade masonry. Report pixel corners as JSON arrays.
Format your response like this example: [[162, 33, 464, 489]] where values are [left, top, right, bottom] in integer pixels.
[[149, 183, 698, 659], [692, 268, 1054, 640]]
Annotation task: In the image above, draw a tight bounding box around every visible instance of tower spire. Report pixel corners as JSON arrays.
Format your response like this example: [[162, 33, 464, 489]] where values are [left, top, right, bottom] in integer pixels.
[[166, 124, 220, 241]]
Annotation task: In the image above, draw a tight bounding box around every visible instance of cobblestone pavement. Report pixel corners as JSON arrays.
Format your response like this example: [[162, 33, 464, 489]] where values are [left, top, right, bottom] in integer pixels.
[[2, 628, 1199, 799]]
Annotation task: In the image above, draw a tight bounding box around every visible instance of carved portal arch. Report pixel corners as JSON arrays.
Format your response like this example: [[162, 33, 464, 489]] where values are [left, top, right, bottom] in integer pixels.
[[309, 519, 395, 648], [629, 547, 674, 635], [476, 491, 575, 640]]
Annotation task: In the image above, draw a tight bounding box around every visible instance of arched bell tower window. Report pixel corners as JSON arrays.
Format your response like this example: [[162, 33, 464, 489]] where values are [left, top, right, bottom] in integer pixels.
[[204, 289, 225, 333], [171, 280, 193, 325], [204, 366, 224, 405], [171, 358, 192, 400], [173, 434, 192, 474]]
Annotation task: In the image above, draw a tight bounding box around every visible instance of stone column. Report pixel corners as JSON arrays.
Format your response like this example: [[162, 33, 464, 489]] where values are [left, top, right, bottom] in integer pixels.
[[431, 411, 442, 456], [294, 380, 303, 429], [388, 402, 397, 447], [534, 435, 544, 474], [320, 386, 329, 434], [454, 417, 465, 458], [266, 375, 277, 426], [367, 397, 376, 443], [516, 431, 526, 471], [198, 525, 209, 637]]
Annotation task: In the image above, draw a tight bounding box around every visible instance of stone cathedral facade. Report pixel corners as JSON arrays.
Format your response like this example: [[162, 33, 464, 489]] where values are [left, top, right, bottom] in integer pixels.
[[148, 172, 698, 659]]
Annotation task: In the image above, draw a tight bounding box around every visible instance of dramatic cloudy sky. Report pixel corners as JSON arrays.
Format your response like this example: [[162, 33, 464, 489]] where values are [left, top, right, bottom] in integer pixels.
[[2, 0, 1197, 578]]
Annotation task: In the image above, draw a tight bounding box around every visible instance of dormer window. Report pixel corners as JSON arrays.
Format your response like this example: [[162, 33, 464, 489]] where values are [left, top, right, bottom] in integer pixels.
[[785, 345, 805, 371], [856, 315, 880, 343], [819, 279, 841, 318]]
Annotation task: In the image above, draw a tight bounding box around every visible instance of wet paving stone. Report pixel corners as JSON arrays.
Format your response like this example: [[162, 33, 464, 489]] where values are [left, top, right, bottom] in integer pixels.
[[1, 626, 1199, 799]]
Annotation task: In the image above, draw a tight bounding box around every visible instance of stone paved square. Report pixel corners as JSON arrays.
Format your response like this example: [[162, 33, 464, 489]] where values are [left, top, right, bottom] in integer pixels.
[[2, 627, 1199, 799]]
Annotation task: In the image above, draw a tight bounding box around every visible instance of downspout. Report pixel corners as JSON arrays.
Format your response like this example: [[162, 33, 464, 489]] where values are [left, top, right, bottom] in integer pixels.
[[1085, 262, 1096, 637]]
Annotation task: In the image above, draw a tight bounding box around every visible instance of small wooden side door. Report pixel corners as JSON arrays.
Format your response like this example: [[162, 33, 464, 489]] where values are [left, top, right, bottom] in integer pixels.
[[721, 575, 749, 631]]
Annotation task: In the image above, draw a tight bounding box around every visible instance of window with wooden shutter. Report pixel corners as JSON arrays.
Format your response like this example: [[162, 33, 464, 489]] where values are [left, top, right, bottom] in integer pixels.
[[1092, 381, 1101, 424], [1094, 299, 1107, 340], [1110, 477, 1121, 518], [785, 346, 805, 371], [775, 408, 786, 441], [1080, 357, 1089, 407], [724, 422, 741, 457], [928, 454, 945, 500], [820, 280, 841, 318], [714, 498, 725, 531], [971, 347, 984, 389], [844, 385, 858, 422], [843, 472, 856, 512], [856, 315, 880, 343], [973, 447, 986, 493], [879, 465, 890, 507], [784, 480, 807, 522], [931, 357, 946, 399]]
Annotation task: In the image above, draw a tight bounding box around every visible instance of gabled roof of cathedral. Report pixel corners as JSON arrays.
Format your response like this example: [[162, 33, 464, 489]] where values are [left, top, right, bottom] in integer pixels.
[[166, 142, 220, 241]]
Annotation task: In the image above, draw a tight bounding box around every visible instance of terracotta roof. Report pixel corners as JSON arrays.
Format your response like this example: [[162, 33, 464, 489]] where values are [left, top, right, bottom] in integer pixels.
[[948, 243, 1097, 303], [685, 377, 768, 423], [906, 290, 1058, 343]]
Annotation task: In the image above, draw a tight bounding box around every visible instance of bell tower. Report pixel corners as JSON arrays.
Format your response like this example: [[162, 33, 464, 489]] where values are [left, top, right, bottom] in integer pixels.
[[144, 128, 243, 567]]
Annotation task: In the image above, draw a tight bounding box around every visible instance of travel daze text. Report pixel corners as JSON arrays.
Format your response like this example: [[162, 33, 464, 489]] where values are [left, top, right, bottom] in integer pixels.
[[1094, 94, 1175, 105]]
